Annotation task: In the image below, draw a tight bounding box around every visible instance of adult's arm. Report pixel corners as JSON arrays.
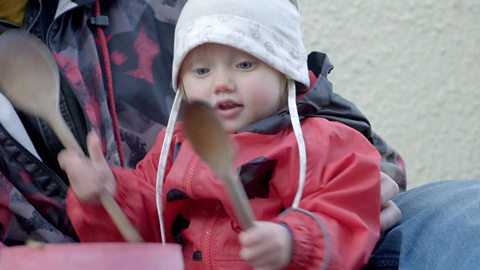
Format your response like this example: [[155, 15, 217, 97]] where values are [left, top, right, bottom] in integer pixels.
[[307, 52, 405, 231], [307, 51, 406, 189]]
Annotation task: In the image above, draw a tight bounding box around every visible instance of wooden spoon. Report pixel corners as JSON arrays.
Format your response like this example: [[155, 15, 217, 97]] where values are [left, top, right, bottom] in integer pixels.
[[183, 101, 255, 230], [0, 30, 143, 243]]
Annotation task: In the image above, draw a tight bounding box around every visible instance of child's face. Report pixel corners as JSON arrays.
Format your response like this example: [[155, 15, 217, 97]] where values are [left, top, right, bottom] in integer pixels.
[[180, 43, 286, 132]]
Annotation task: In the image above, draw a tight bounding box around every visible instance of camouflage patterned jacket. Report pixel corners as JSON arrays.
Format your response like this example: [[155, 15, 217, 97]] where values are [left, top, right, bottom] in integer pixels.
[[0, 0, 405, 245], [0, 0, 186, 245]]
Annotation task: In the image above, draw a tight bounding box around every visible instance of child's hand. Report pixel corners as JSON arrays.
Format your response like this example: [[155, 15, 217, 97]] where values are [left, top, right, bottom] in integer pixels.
[[239, 221, 292, 270], [58, 132, 115, 203]]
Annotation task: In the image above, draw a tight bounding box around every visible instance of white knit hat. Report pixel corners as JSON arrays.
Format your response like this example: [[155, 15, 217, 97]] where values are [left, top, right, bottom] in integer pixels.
[[171, 0, 309, 90], [156, 0, 309, 244]]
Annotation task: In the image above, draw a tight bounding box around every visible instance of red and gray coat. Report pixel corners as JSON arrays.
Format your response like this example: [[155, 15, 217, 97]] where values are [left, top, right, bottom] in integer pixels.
[[0, 0, 405, 246], [68, 70, 383, 269]]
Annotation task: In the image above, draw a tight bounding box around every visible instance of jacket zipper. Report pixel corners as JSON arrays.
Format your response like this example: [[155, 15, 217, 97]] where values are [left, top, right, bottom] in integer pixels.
[[45, 1, 94, 139], [186, 157, 218, 269], [204, 204, 222, 270]]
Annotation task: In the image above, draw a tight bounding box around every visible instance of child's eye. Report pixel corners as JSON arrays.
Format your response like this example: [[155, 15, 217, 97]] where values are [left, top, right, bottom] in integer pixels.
[[194, 67, 210, 77], [236, 61, 255, 70]]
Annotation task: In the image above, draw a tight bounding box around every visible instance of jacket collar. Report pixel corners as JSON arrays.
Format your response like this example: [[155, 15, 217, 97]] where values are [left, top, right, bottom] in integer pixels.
[[55, 0, 77, 19], [55, 0, 95, 19]]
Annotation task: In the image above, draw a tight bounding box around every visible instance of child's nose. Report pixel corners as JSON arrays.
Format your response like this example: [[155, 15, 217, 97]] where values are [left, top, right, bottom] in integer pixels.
[[213, 71, 234, 94]]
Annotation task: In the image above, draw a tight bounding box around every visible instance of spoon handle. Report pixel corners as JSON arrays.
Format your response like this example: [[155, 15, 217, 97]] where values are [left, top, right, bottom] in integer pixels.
[[224, 172, 255, 230], [98, 192, 144, 242], [48, 111, 84, 153], [50, 112, 144, 242]]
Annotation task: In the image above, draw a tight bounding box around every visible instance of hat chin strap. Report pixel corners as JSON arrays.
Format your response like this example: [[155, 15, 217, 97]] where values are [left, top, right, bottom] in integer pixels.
[[287, 79, 307, 209], [156, 90, 182, 244]]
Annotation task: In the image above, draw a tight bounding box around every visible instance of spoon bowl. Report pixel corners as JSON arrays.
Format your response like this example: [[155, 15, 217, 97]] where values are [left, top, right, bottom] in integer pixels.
[[0, 30, 82, 153], [183, 101, 255, 229]]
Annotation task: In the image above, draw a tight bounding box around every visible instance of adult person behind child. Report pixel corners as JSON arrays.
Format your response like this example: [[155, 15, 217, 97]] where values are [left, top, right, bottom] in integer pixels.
[[1, 0, 476, 269], [60, 1, 382, 268], [0, 0, 400, 245]]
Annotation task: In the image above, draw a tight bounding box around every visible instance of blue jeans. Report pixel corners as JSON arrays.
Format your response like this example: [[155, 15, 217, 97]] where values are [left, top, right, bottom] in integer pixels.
[[366, 180, 480, 270]]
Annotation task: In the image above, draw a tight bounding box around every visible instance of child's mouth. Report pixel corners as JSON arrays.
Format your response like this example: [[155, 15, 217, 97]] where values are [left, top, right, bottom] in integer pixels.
[[217, 102, 239, 110], [216, 101, 242, 119]]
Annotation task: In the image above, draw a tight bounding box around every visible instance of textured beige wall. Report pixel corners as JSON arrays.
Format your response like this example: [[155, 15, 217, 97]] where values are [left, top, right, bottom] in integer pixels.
[[300, 0, 480, 188]]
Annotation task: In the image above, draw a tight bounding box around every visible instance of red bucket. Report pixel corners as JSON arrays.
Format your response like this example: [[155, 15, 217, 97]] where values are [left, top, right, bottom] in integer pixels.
[[0, 242, 183, 270]]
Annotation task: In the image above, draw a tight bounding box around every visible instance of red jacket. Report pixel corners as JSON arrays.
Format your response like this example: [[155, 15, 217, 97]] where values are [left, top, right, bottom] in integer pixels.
[[67, 116, 380, 270]]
